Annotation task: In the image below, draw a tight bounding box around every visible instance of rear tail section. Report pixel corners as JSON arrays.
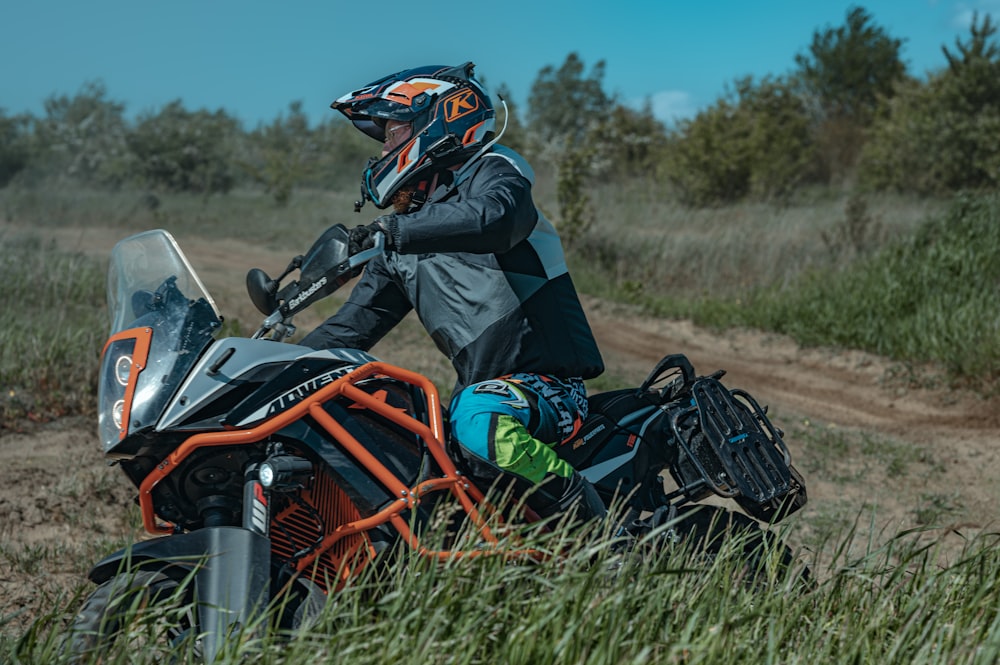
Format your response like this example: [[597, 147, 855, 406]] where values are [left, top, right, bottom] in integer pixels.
[[565, 354, 806, 523]]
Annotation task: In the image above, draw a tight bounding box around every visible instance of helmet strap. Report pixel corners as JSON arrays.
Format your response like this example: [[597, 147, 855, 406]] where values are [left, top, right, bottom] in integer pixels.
[[409, 179, 430, 211], [355, 156, 382, 212]]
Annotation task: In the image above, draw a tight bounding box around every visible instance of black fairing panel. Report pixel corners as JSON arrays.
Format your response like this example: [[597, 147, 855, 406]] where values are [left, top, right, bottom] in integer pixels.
[[171, 361, 291, 431], [275, 378, 428, 517], [225, 357, 361, 427]]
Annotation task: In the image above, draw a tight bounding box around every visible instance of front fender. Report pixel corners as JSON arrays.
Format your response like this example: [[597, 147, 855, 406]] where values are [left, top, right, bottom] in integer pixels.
[[88, 526, 271, 661], [88, 526, 269, 584]]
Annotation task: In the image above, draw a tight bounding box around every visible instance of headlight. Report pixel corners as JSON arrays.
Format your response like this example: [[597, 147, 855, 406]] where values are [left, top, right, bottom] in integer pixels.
[[111, 399, 126, 430], [114, 355, 132, 386], [98, 328, 152, 455]]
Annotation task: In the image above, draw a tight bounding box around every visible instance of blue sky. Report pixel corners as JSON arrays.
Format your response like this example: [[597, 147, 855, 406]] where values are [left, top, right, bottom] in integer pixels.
[[2, 0, 998, 128]]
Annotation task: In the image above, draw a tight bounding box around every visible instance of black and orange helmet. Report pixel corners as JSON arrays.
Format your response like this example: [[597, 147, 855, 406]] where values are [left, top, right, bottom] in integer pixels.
[[332, 62, 496, 210]]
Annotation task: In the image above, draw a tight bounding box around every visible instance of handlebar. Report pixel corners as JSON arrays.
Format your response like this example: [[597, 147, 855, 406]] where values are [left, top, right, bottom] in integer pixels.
[[348, 232, 386, 270], [250, 230, 387, 341]]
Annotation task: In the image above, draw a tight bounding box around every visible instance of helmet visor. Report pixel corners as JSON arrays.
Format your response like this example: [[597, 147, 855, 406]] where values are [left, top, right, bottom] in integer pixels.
[[337, 97, 428, 141]]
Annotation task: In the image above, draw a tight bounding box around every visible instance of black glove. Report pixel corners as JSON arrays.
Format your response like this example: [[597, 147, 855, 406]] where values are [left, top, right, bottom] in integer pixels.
[[347, 217, 394, 255]]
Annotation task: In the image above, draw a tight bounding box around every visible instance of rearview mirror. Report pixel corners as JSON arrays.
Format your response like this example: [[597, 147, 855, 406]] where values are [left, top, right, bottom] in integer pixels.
[[246, 268, 278, 315]]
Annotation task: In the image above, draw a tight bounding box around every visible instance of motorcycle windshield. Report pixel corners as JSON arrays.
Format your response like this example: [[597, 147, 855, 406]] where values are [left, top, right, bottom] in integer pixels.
[[99, 230, 222, 455]]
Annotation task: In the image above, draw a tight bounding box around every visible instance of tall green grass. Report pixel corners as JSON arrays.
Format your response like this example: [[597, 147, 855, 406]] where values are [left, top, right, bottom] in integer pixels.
[[4, 521, 999, 664], [0, 235, 107, 429], [734, 194, 1000, 387]]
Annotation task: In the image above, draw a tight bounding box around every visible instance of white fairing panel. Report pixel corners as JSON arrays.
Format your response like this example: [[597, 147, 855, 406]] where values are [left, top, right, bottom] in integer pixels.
[[157, 339, 378, 430]]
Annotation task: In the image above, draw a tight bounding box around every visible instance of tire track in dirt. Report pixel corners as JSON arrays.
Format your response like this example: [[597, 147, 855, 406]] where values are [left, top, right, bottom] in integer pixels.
[[588, 297, 998, 435], [587, 297, 1000, 532]]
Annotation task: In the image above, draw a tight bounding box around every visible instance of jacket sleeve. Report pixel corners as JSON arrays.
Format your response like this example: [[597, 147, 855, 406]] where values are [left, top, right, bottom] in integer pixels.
[[298, 256, 411, 351], [388, 157, 538, 255]]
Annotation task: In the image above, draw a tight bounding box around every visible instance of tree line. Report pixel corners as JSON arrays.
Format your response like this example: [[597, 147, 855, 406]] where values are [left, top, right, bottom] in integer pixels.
[[1, 6, 998, 209]]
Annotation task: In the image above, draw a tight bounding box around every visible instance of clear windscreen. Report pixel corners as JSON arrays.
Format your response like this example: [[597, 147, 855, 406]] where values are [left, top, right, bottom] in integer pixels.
[[107, 230, 219, 335], [99, 230, 221, 453]]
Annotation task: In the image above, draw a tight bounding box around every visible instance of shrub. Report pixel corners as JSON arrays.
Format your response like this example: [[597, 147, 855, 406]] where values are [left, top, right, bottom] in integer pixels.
[[30, 80, 133, 187], [555, 144, 594, 247], [0, 110, 30, 187], [858, 13, 1000, 194], [662, 77, 815, 206], [587, 103, 669, 180], [127, 100, 240, 195], [242, 101, 331, 205], [308, 116, 378, 193]]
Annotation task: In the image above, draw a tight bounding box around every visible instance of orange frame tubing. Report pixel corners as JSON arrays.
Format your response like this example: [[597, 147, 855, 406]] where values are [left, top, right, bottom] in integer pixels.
[[136, 361, 534, 560]]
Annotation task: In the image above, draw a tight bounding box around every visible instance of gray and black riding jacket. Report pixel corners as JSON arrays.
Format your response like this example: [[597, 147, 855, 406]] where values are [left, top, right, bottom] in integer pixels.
[[300, 146, 605, 394]]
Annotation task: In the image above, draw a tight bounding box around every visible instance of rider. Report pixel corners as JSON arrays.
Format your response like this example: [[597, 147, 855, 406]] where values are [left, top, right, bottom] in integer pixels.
[[300, 62, 606, 525]]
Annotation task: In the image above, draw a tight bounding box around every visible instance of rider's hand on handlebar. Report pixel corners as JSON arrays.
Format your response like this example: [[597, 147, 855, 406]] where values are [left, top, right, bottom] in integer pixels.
[[349, 217, 394, 254]]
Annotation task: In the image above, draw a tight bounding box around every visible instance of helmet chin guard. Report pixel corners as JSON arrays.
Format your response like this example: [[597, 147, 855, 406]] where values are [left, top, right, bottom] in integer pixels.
[[332, 62, 496, 210]]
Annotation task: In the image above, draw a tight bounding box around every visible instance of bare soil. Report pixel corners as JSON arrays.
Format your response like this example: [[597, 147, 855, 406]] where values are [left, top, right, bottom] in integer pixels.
[[2, 224, 998, 634]]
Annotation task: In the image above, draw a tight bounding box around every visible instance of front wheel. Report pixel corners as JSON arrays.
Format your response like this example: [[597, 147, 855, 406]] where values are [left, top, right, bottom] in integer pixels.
[[65, 569, 200, 662]]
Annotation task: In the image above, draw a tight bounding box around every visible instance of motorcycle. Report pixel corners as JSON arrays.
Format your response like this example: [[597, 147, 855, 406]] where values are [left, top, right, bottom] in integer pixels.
[[69, 225, 807, 660]]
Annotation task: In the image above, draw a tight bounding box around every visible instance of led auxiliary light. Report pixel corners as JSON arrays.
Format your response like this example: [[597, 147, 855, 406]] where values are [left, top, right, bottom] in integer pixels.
[[258, 463, 275, 487], [258, 455, 313, 490]]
